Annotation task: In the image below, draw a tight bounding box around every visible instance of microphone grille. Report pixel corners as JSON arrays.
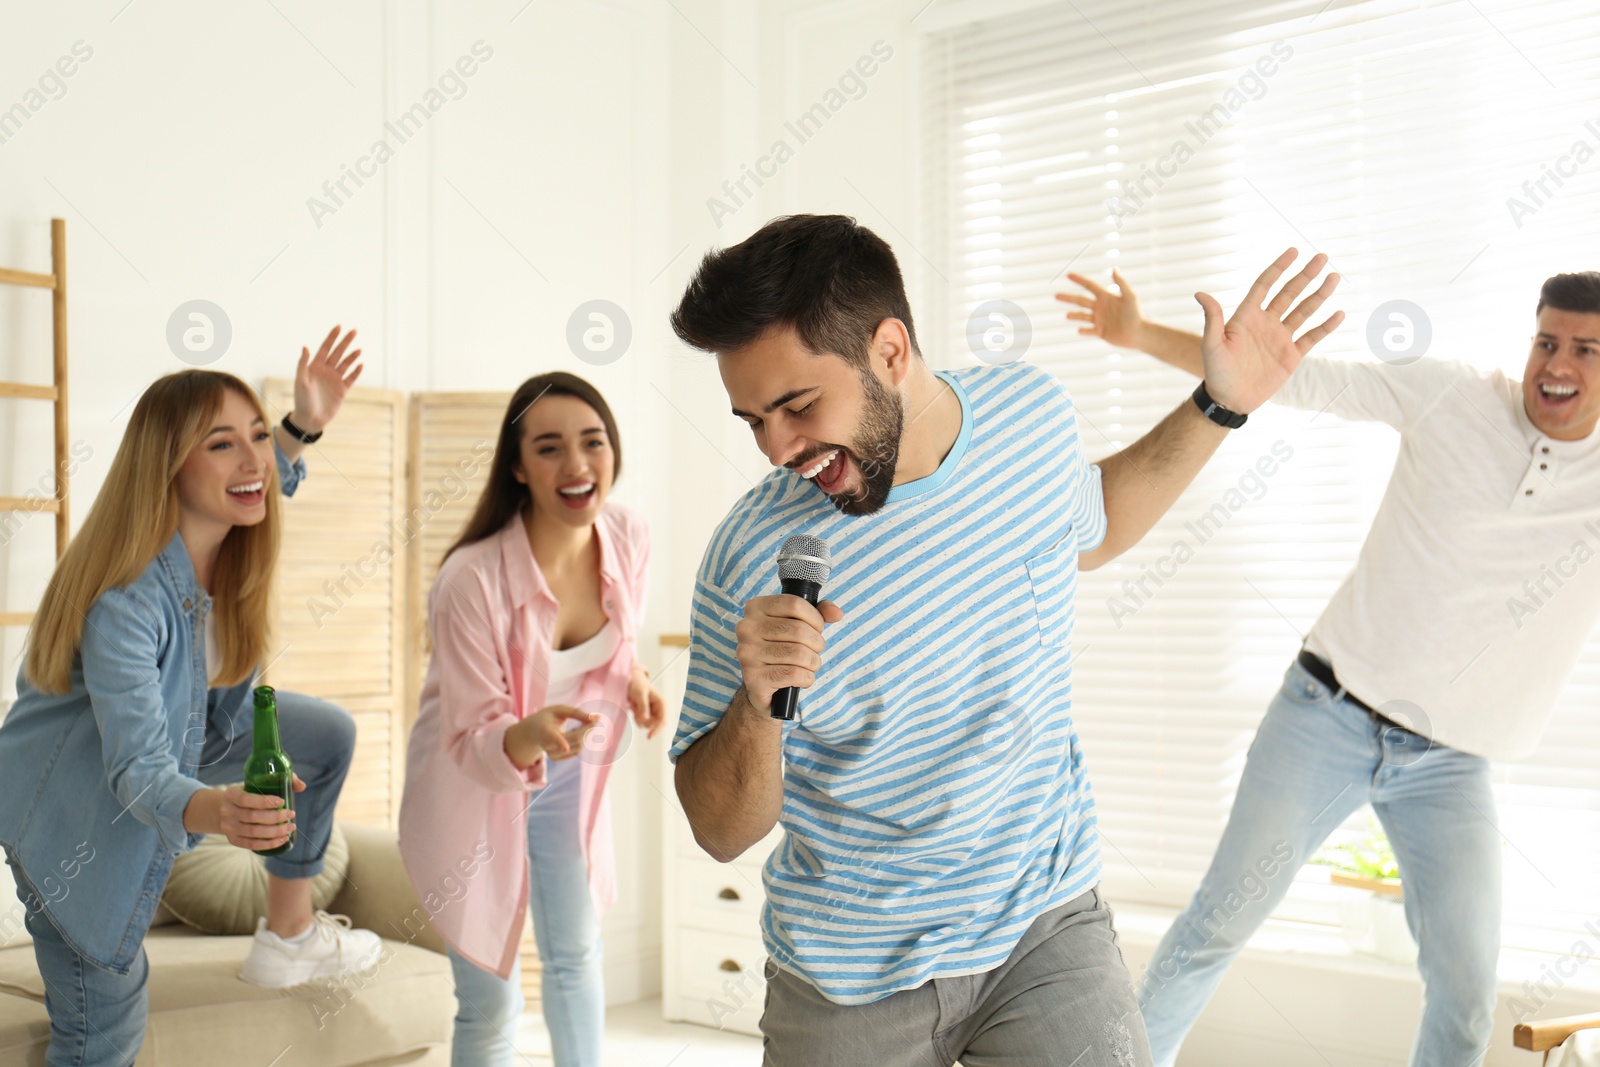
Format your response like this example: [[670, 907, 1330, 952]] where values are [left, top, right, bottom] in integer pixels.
[[778, 534, 831, 584]]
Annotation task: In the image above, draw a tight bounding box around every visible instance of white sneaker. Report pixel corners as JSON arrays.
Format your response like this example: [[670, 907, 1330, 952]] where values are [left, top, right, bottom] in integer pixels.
[[238, 911, 385, 989]]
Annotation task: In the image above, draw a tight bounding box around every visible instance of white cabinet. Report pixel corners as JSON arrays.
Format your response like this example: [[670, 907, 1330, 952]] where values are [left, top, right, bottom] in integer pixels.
[[657, 637, 780, 1038]]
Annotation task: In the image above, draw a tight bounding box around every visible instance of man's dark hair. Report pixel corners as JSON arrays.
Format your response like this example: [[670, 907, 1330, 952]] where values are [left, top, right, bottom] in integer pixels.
[[1537, 272, 1600, 316], [670, 214, 920, 368]]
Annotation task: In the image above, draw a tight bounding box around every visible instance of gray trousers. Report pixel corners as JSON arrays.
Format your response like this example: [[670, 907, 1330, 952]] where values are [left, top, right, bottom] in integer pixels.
[[761, 887, 1153, 1067]]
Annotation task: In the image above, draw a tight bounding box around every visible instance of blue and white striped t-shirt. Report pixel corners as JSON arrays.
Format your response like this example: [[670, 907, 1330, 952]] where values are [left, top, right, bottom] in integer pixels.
[[669, 361, 1108, 1006]]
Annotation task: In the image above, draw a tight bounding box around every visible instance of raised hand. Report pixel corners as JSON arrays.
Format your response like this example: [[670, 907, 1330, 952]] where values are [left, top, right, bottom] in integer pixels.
[[292, 326, 364, 435], [1056, 268, 1145, 349], [1196, 249, 1344, 414]]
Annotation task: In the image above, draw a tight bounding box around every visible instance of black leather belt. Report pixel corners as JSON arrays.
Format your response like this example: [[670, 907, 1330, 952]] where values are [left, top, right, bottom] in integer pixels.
[[1296, 648, 1379, 716]]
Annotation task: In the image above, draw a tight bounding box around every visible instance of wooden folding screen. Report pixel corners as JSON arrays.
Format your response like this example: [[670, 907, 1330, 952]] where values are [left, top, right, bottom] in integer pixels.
[[263, 380, 408, 827]]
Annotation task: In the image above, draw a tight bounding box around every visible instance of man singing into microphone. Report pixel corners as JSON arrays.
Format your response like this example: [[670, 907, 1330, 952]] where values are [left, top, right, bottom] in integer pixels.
[[667, 214, 1343, 1066]]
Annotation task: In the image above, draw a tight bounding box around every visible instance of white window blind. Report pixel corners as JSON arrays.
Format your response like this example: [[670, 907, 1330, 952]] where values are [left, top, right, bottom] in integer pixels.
[[924, 0, 1600, 958]]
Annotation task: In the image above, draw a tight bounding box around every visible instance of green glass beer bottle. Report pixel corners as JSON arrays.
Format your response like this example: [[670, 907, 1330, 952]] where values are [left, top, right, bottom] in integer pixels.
[[243, 685, 295, 857]]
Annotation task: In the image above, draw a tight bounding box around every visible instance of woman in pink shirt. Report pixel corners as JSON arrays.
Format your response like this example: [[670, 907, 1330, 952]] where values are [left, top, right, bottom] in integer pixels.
[[398, 372, 663, 1067]]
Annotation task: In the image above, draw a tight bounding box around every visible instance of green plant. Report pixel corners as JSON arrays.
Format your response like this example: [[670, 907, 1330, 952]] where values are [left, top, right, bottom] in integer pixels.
[[1311, 819, 1400, 882]]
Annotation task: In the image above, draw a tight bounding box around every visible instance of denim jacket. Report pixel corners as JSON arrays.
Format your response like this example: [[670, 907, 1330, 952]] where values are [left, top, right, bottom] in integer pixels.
[[0, 446, 305, 973]]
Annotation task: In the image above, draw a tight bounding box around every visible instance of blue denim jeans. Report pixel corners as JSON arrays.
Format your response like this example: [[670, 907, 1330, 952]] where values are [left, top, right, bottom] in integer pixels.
[[1138, 659, 1501, 1067], [447, 755, 604, 1067], [9, 690, 355, 1067]]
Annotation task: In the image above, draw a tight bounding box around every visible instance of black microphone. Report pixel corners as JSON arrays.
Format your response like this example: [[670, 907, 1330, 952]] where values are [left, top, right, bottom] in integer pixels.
[[771, 534, 831, 721]]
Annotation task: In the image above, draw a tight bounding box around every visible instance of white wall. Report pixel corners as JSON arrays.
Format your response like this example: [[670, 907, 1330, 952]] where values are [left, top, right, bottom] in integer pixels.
[[0, 0, 675, 663], [0, 0, 926, 710], [658, 0, 930, 685]]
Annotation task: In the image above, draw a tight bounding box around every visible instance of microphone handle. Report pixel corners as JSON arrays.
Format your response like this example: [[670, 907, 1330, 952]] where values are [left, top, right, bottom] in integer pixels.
[[770, 577, 822, 721]]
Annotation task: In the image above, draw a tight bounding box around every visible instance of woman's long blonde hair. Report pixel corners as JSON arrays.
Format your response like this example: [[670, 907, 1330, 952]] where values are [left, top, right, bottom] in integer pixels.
[[25, 370, 281, 693]]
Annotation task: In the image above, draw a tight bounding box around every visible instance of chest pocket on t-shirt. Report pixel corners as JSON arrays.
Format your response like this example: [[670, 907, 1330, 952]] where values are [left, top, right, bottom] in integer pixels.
[[1025, 528, 1078, 650]]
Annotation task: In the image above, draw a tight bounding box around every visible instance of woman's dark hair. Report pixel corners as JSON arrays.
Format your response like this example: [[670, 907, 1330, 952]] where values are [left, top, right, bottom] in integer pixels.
[[1538, 272, 1600, 316], [444, 372, 621, 561], [670, 214, 920, 369]]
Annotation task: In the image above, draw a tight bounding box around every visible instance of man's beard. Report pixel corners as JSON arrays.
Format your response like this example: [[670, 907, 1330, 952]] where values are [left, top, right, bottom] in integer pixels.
[[827, 370, 904, 516]]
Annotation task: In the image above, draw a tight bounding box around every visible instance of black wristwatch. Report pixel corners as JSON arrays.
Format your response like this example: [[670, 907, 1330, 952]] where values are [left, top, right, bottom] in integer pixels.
[[1192, 381, 1247, 429], [280, 412, 324, 444]]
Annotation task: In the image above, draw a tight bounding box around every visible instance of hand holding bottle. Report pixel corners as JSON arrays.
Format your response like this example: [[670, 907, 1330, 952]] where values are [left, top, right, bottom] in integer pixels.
[[183, 773, 304, 851]]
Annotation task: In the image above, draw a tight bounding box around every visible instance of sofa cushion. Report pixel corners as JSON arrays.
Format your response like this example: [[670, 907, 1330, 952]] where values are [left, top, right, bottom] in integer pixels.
[[0, 927, 452, 1066], [161, 826, 349, 935], [328, 824, 449, 957], [0, 893, 28, 952], [0, 943, 45, 1002], [0, 974, 48, 1065]]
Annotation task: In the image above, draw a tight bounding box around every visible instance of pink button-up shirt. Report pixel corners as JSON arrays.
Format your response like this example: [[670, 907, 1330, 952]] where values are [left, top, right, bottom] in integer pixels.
[[398, 503, 649, 978]]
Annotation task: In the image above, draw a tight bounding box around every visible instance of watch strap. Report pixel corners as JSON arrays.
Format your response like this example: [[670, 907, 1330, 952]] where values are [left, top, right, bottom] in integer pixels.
[[1192, 381, 1248, 429], [281, 412, 324, 444]]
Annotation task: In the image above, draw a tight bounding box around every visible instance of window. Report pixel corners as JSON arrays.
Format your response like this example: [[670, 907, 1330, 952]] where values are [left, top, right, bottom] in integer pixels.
[[924, 0, 1600, 956]]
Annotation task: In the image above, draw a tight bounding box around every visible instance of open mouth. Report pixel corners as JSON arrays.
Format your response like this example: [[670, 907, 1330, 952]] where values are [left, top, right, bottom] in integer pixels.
[[1537, 381, 1580, 411], [797, 448, 851, 495], [557, 481, 597, 509], [227, 480, 265, 506]]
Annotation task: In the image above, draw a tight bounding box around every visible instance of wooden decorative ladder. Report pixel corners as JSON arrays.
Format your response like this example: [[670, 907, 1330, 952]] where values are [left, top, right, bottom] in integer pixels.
[[0, 218, 69, 630]]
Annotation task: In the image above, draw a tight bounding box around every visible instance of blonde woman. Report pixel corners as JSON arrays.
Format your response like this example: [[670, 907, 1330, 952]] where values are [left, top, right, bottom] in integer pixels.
[[400, 372, 664, 1067], [0, 350, 377, 1066]]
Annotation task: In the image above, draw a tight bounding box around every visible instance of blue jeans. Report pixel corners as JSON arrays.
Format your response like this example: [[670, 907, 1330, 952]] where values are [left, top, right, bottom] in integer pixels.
[[448, 755, 604, 1067], [1138, 659, 1501, 1067], [9, 690, 354, 1067]]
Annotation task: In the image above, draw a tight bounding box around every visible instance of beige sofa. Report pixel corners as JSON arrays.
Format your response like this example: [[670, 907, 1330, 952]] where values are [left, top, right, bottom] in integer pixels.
[[0, 823, 454, 1066]]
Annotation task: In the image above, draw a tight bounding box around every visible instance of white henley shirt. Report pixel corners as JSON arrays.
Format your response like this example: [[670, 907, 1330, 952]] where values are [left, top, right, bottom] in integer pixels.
[[1273, 355, 1600, 760]]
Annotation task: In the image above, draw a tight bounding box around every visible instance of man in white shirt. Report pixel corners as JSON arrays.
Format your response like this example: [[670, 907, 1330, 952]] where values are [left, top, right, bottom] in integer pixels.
[[1059, 263, 1600, 1067]]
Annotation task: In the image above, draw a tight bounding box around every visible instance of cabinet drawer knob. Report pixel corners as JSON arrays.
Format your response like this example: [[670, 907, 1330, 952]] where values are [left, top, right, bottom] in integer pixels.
[[717, 887, 741, 901], [718, 959, 742, 972]]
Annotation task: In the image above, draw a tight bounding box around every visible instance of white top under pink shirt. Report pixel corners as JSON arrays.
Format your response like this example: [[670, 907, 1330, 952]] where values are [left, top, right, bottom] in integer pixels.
[[398, 503, 650, 978], [546, 618, 621, 706], [1274, 356, 1600, 760]]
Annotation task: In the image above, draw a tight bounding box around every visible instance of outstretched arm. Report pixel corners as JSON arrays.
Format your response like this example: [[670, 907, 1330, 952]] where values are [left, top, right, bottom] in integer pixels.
[[1080, 401, 1227, 569], [1057, 253, 1343, 379], [1077, 249, 1345, 570]]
